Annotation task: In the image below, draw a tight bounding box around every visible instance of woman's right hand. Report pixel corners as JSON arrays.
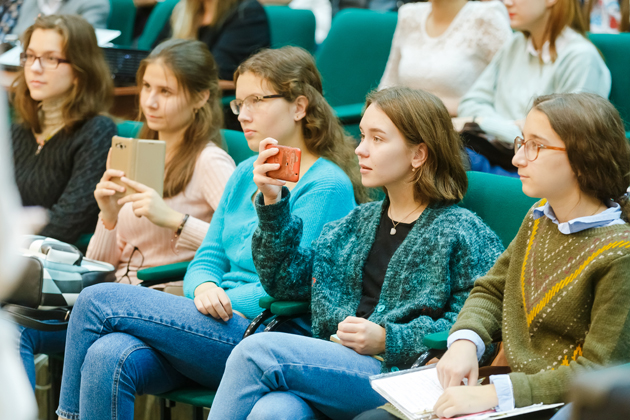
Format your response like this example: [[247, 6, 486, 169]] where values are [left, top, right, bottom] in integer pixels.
[[194, 282, 234, 321], [94, 149, 126, 229], [436, 340, 479, 388], [253, 138, 286, 205]]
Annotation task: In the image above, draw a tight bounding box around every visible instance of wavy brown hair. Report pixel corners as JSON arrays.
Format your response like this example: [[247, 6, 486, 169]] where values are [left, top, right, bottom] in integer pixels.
[[171, 0, 240, 39], [523, 0, 587, 63], [533, 93, 630, 220], [234, 46, 369, 203], [136, 39, 223, 199], [584, 0, 629, 32], [11, 14, 113, 134], [365, 87, 468, 206]]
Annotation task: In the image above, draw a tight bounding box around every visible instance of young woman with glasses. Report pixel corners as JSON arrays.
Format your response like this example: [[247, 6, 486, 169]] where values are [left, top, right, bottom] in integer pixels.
[[56, 46, 363, 420], [11, 14, 115, 245], [421, 92, 630, 420]]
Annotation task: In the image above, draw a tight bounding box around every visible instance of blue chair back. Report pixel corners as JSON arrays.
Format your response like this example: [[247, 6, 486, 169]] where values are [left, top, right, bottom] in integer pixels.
[[108, 0, 136, 47], [264, 6, 316, 53]]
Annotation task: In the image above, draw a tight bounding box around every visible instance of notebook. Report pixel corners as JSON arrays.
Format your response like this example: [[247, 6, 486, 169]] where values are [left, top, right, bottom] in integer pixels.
[[369, 365, 563, 420]]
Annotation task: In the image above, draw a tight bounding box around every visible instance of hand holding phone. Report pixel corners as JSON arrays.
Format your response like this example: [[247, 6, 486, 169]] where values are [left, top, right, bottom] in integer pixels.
[[253, 138, 301, 205]]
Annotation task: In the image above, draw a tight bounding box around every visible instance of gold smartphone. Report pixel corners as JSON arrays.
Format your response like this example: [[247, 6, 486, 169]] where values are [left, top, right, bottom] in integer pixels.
[[110, 136, 166, 197]]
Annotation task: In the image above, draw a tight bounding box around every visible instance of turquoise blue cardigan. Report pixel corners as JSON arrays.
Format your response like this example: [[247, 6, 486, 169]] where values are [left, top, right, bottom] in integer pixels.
[[253, 192, 504, 371], [183, 156, 356, 319]]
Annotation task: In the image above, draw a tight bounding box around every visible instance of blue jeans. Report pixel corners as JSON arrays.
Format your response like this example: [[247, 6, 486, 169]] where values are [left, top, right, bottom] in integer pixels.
[[56, 282, 269, 420], [208, 332, 387, 420], [16, 323, 67, 390]]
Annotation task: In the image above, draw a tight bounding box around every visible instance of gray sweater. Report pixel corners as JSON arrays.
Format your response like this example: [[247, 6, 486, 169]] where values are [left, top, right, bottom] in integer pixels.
[[12, 0, 109, 36]]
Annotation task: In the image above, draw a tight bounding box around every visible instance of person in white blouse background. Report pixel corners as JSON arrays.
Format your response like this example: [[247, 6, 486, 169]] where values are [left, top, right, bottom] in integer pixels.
[[378, 0, 512, 116], [10, 0, 110, 36]]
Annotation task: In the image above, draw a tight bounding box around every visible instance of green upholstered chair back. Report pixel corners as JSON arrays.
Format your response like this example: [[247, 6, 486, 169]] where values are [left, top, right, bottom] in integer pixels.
[[315, 9, 397, 108], [116, 121, 255, 165], [588, 33, 630, 131], [108, 0, 136, 47], [221, 129, 256, 165], [459, 172, 538, 248], [264, 6, 316, 53], [136, 0, 180, 50]]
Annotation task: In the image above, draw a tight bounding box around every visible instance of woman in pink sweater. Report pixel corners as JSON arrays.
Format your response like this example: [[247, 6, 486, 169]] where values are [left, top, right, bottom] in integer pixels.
[[88, 38, 235, 284]]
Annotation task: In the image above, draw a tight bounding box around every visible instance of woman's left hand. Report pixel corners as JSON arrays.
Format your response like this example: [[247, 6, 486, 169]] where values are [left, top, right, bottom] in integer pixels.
[[336, 316, 386, 355], [433, 385, 498, 418], [117, 177, 183, 230]]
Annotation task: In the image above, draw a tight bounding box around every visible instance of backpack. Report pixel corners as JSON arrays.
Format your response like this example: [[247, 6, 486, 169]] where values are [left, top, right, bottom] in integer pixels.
[[2, 236, 116, 331]]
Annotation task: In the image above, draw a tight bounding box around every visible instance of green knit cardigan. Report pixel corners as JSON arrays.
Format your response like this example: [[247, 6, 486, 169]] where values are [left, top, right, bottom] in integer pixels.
[[252, 189, 504, 371]]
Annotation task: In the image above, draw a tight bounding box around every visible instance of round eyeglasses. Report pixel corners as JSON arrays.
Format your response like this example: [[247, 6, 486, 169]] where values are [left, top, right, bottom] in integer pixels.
[[514, 136, 566, 162], [230, 94, 284, 115], [20, 52, 70, 69]]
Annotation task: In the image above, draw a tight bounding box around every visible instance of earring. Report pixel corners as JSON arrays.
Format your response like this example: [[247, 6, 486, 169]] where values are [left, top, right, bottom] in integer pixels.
[[411, 167, 417, 172]]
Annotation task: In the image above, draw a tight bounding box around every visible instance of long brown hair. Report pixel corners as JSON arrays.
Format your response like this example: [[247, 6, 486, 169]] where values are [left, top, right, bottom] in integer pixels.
[[234, 46, 369, 204], [365, 87, 467, 206], [11, 14, 113, 134], [524, 0, 587, 62], [584, 0, 630, 32], [171, 0, 240, 39], [136, 39, 223, 199], [533, 93, 630, 220]]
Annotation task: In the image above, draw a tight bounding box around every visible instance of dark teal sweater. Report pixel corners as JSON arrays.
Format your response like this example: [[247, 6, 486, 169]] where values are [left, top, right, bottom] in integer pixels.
[[253, 190, 504, 371]]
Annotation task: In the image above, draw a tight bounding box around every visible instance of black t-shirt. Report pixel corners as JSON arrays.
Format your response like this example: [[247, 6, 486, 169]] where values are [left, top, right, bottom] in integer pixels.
[[356, 206, 417, 319]]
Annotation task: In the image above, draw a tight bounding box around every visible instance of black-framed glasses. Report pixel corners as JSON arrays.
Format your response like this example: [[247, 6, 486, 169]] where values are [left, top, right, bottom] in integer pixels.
[[230, 94, 284, 115], [514, 136, 566, 162], [20, 52, 70, 69], [119, 246, 145, 285]]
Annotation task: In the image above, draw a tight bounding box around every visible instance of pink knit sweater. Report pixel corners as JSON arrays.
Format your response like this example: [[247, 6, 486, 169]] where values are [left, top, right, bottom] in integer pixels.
[[86, 142, 235, 284]]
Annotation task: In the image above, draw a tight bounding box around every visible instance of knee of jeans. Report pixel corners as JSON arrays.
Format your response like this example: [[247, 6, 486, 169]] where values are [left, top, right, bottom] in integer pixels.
[[82, 333, 144, 379]]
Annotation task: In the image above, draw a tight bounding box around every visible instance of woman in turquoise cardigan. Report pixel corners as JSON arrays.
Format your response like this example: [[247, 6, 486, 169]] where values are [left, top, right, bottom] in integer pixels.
[[207, 86, 505, 420], [55, 47, 363, 420]]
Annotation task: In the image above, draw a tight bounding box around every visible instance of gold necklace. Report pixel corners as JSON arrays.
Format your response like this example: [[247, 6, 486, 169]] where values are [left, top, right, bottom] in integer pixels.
[[34, 125, 63, 155], [388, 203, 423, 236]]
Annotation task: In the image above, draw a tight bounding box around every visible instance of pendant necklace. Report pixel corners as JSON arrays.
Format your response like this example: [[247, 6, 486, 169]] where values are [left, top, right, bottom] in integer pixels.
[[388, 203, 423, 235]]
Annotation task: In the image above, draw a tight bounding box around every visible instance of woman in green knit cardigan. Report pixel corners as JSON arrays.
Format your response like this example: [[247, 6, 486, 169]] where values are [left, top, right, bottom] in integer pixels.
[[207, 87, 505, 419], [430, 92, 630, 419]]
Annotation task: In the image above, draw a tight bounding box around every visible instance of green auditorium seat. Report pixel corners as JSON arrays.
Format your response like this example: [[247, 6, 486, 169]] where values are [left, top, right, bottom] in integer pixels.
[[264, 6, 316, 53], [136, 0, 180, 50], [588, 33, 630, 133], [107, 0, 136, 47], [315, 9, 397, 137], [416, 171, 538, 360]]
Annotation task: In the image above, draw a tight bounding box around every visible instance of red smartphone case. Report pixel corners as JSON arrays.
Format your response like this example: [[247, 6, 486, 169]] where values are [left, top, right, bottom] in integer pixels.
[[265, 144, 301, 182]]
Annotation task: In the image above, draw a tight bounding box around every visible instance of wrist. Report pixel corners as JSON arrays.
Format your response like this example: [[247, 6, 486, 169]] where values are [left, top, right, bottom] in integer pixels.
[[168, 211, 185, 231], [100, 213, 118, 230], [194, 281, 217, 297], [263, 191, 282, 205]]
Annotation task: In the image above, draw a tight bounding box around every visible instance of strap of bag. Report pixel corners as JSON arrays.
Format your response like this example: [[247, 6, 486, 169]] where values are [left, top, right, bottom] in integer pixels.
[[2, 304, 70, 331]]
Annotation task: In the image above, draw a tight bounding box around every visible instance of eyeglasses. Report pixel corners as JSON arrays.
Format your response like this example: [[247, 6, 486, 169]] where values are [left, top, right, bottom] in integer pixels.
[[119, 246, 144, 285], [20, 52, 70, 69], [514, 136, 566, 162], [230, 94, 284, 115]]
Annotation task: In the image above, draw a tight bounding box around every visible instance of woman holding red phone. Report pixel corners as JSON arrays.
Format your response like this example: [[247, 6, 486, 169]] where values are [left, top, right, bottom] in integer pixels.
[[56, 47, 363, 419]]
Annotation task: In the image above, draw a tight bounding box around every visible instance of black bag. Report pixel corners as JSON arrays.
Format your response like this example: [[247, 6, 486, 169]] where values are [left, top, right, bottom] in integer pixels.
[[461, 122, 517, 172], [2, 236, 116, 331]]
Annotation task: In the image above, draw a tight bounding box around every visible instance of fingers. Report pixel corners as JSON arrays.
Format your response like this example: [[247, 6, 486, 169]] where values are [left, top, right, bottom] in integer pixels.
[[253, 174, 286, 187], [337, 321, 362, 334], [210, 291, 231, 321], [120, 176, 150, 193], [117, 193, 146, 205], [468, 367, 479, 387], [95, 180, 125, 195], [101, 169, 125, 182], [258, 137, 279, 154]]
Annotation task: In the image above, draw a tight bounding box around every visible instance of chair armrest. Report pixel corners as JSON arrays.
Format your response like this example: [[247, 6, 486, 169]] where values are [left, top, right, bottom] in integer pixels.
[[422, 330, 449, 350], [137, 261, 191, 287], [333, 103, 364, 124], [270, 301, 310, 316], [259, 296, 276, 309]]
